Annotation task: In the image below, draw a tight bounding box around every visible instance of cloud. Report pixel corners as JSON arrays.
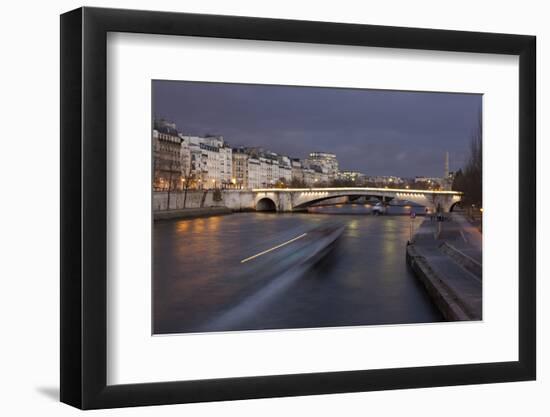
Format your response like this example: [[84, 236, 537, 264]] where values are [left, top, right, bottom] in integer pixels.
[[153, 80, 481, 177]]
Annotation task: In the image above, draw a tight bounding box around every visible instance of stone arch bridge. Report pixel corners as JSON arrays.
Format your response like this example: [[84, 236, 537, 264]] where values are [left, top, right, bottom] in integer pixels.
[[223, 187, 462, 213]]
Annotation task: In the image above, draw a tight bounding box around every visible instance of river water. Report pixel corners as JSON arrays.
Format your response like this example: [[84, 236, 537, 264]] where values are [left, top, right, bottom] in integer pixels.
[[153, 204, 442, 334]]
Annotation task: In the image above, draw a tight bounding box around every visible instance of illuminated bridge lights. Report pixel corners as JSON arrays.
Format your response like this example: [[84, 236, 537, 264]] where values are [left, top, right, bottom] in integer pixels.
[[251, 187, 463, 196]]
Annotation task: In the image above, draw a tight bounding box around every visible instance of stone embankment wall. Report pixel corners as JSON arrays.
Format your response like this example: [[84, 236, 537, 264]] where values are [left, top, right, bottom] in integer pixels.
[[406, 215, 482, 321], [406, 244, 474, 320], [153, 190, 258, 211]]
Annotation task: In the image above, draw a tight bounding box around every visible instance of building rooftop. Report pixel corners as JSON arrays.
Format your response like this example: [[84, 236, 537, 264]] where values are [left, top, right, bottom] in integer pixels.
[[153, 119, 179, 136]]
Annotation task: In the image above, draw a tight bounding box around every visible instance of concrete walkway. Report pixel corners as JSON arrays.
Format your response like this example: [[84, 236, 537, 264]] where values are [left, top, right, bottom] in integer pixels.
[[452, 213, 483, 252], [407, 214, 482, 321]]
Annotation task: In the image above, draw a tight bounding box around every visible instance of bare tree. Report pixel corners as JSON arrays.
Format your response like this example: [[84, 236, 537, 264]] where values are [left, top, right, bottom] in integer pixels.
[[452, 113, 482, 207], [166, 160, 175, 210], [181, 164, 195, 209], [290, 177, 307, 188]]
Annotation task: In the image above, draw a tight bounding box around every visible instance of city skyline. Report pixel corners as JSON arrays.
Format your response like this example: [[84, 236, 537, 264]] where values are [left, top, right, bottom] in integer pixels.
[[153, 80, 482, 178]]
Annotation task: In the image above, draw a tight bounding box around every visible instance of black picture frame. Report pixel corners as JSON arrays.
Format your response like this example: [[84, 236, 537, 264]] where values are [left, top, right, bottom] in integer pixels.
[[60, 6, 536, 410]]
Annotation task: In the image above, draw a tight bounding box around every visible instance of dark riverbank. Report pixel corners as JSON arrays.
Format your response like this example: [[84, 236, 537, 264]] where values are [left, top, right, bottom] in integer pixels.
[[154, 207, 232, 221]]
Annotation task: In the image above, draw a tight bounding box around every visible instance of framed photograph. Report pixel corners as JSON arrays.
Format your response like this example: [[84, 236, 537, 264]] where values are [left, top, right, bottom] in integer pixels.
[[60, 7, 536, 409]]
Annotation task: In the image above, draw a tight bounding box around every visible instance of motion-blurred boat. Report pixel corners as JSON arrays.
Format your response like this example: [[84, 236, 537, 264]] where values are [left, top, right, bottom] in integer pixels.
[[200, 222, 345, 331]]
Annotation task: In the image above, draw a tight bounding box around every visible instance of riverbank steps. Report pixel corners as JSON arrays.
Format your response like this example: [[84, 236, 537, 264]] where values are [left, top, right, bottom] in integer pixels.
[[406, 213, 482, 321], [154, 207, 232, 221]]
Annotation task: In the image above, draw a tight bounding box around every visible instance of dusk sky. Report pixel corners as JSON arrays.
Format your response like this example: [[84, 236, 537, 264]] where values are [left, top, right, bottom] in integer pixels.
[[153, 80, 481, 178]]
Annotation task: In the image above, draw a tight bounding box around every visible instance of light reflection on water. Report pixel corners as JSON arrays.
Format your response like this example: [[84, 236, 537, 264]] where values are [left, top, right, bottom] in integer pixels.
[[153, 206, 441, 334]]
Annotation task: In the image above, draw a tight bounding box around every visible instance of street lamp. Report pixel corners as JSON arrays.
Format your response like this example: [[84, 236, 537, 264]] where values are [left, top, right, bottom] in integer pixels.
[[479, 207, 483, 232]]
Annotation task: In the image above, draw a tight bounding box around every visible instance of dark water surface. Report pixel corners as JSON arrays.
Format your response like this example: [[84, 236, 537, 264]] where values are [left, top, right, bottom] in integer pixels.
[[153, 206, 442, 334]]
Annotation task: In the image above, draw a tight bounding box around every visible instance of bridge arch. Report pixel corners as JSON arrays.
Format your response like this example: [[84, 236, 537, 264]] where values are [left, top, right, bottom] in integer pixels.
[[293, 194, 385, 209], [290, 190, 462, 213], [256, 197, 277, 212], [449, 201, 462, 212], [292, 191, 401, 210]]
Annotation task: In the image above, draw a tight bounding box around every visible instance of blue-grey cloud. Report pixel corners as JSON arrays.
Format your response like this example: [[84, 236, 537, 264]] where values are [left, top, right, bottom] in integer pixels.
[[153, 80, 481, 177]]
